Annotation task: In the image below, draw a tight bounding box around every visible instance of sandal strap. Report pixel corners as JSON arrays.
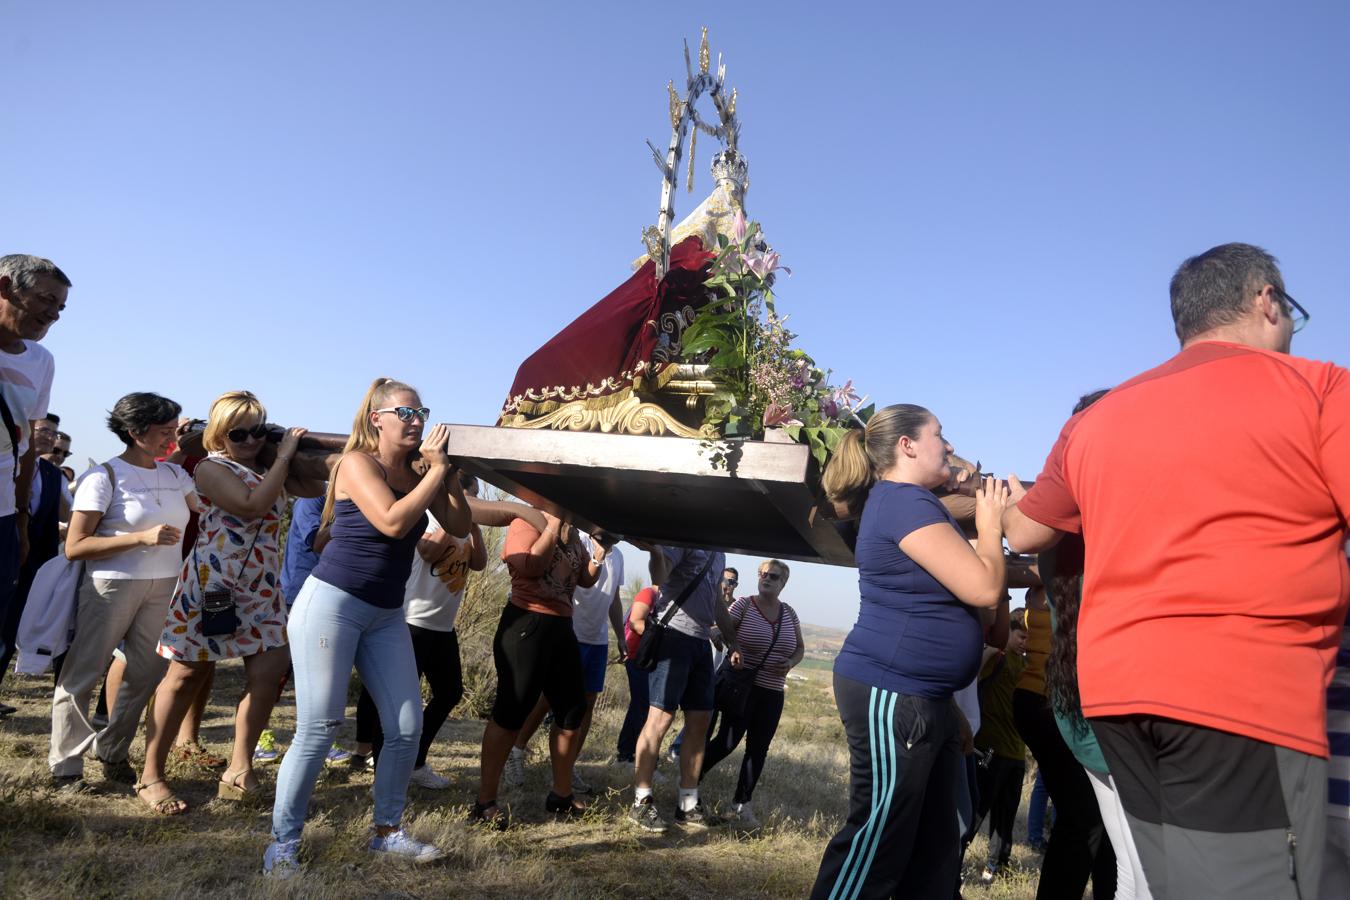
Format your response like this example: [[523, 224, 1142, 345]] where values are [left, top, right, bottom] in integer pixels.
[[134, 779, 166, 792]]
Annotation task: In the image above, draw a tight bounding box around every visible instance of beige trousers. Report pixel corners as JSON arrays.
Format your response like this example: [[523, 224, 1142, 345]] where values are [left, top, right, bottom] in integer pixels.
[[48, 575, 175, 776]]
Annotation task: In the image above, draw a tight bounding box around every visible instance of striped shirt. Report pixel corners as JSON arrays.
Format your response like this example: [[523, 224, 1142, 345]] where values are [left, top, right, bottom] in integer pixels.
[[729, 596, 800, 691], [1330, 548, 1350, 819]]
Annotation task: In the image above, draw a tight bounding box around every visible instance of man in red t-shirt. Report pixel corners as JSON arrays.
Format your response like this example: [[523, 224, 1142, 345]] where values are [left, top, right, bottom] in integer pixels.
[[1003, 243, 1350, 899]]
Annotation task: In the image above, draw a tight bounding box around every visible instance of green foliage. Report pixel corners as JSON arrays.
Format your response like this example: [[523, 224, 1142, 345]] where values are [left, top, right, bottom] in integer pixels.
[[680, 218, 869, 467]]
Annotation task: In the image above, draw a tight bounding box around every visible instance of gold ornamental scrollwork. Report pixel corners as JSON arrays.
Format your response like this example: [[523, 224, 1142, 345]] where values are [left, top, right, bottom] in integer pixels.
[[507, 395, 713, 440]]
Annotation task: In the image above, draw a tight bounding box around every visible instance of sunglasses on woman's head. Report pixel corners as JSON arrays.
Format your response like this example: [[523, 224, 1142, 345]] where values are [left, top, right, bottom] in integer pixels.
[[226, 424, 269, 443], [376, 406, 430, 423]]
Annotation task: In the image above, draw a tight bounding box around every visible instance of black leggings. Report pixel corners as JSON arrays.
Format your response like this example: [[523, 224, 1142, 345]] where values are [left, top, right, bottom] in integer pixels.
[[1013, 688, 1116, 900], [700, 682, 785, 802], [490, 604, 585, 732], [356, 626, 462, 768], [976, 754, 1026, 870]]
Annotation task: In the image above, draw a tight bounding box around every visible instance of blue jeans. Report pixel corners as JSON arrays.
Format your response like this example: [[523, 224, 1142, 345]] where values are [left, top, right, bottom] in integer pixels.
[[617, 659, 651, 760], [647, 629, 714, 712], [272, 577, 422, 843], [1028, 767, 1051, 845]]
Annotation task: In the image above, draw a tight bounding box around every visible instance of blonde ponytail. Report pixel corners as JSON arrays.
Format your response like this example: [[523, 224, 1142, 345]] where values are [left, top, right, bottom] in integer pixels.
[[822, 404, 935, 511], [823, 429, 874, 509]]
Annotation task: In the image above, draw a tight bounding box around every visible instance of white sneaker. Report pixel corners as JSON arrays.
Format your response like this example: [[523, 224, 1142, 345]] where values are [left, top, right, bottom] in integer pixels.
[[570, 767, 593, 795], [368, 828, 446, 863], [733, 801, 759, 827], [504, 747, 526, 788], [409, 765, 450, 790], [263, 838, 302, 879]]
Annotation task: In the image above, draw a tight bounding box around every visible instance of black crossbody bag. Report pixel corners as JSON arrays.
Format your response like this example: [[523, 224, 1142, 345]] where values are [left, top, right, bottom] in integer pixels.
[[634, 553, 716, 672], [714, 601, 784, 722]]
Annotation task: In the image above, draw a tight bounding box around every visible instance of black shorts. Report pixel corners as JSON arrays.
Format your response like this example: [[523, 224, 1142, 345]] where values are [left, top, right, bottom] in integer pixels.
[[490, 604, 586, 732]]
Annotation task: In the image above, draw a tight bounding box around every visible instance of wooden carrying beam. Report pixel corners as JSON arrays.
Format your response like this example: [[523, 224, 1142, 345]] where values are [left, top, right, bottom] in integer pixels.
[[444, 425, 856, 567]]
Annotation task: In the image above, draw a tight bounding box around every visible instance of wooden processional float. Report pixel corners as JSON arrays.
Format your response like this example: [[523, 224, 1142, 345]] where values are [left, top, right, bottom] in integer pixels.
[[181, 31, 1034, 578]]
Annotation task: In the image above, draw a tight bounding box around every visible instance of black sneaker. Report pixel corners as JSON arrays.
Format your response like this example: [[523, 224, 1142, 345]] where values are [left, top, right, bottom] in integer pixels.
[[0, 702, 17, 717], [628, 796, 667, 833], [468, 799, 510, 831], [545, 791, 586, 819], [99, 757, 138, 785], [51, 774, 97, 795], [674, 800, 720, 829]]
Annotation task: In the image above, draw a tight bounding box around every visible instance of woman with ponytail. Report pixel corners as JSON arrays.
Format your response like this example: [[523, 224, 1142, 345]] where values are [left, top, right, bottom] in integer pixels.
[[265, 379, 470, 877], [810, 404, 1011, 900]]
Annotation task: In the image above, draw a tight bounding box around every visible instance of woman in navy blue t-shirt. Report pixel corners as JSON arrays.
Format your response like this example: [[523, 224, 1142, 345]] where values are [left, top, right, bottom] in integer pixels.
[[810, 403, 1009, 900]]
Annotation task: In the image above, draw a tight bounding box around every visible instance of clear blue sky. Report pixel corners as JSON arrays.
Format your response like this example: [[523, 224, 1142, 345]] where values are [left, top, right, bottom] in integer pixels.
[[6, 2, 1347, 629]]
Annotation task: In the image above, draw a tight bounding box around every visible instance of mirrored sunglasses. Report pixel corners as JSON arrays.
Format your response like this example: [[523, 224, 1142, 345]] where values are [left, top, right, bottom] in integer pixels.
[[375, 406, 430, 423]]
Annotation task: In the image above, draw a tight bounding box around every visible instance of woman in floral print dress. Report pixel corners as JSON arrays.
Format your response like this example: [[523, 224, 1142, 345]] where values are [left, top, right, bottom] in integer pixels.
[[135, 391, 325, 813]]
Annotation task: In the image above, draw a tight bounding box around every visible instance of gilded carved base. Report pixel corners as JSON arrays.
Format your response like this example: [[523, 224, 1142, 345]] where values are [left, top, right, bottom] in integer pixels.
[[502, 394, 714, 440]]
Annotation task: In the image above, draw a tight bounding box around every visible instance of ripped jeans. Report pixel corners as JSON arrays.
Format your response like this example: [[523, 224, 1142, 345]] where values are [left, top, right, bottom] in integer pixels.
[[271, 577, 422, 843]]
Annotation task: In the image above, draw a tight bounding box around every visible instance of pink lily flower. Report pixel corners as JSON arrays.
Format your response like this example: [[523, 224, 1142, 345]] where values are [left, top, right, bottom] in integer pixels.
[[834, 379, 863, 409], [763, 402, 803, 428], [743, 248, 791, 280], [730, 208, 747, 244], [743, 250, 774, 279]]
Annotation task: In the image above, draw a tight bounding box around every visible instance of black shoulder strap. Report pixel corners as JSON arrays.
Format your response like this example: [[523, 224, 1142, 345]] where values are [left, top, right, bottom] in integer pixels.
[[748, 601, 786, 673], [655, 552, 717, 628], [0, 393, 19, 472]]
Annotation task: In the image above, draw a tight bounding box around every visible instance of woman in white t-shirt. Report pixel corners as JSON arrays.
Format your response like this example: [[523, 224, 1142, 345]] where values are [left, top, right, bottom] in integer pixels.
[[52, 392, 198, 809], [354, 472, 486, 789]]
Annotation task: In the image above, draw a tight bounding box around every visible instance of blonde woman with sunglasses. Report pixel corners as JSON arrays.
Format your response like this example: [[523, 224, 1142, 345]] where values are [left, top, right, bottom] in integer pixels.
[[138, 391, 321, 815], [265, 378, 470, 876]]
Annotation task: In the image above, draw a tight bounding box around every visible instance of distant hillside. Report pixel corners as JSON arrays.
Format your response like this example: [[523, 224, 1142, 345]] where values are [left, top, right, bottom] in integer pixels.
[[799, 621, 848, 671]]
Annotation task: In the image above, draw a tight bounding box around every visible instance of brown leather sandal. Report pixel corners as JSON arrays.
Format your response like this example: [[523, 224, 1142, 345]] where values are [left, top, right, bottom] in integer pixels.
[[218, 769, 262, 803], [134, 779, 187, 816], [173, 741, 228, 770]]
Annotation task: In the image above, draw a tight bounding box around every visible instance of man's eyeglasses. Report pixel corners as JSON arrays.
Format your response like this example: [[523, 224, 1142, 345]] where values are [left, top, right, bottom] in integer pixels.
[[722, 577, 738, 587], [227, 424, 269, 443], [375, 406, 430, 423], [1278, 288, 1310, 334], [47, 448, 70, 459], [759, 571, 783, 582]]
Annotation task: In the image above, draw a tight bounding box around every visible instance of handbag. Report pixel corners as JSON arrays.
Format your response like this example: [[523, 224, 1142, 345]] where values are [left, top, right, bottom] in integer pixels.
[[634, 553, 716, 672], [197, 518, 264, 637], [714, 600, 784, 722]]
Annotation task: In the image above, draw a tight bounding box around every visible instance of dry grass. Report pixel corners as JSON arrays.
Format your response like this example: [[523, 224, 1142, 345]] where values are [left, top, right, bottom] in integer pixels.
[[0, 530, 1049, 898], [0, 657, 1051, 899]]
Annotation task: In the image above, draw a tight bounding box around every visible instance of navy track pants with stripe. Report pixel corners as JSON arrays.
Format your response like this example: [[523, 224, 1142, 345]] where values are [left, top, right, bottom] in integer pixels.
[[811, 672, 963, 900]]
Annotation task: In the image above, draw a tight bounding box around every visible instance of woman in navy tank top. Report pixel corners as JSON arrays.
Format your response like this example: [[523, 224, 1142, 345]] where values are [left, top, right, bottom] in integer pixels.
[[810, 404, 1011, 900], [266, 378, 470, 876]]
